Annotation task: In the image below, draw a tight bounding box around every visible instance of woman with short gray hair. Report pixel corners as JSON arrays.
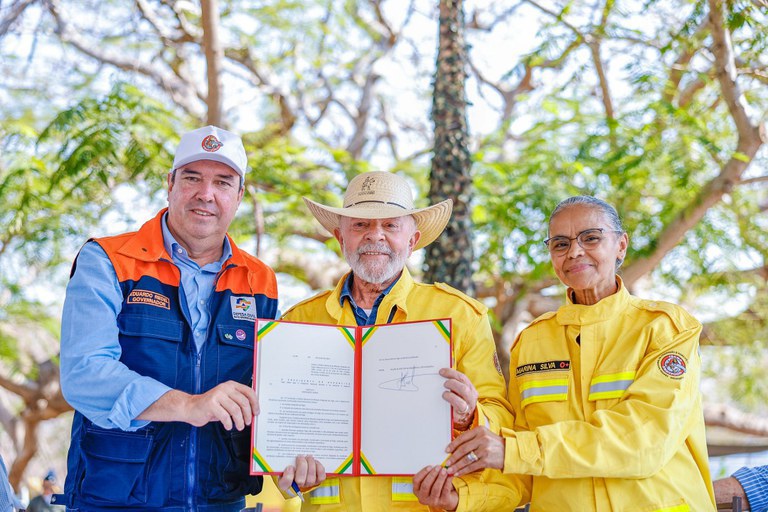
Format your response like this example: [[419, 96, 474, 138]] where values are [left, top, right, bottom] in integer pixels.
[[444, 195, 716, 511]]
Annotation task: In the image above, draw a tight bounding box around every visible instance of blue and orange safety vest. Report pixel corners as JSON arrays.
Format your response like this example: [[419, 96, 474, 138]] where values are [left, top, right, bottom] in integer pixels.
[[61, 210, 277, 511]]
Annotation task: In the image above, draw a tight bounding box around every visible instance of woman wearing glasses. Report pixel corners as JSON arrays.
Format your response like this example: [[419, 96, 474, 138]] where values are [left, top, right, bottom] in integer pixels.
[[442, 196, 716, 511]]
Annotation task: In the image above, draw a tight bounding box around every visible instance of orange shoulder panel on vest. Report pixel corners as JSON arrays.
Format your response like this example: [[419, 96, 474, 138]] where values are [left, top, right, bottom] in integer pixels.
[[215, 257, 277, 298], [94, 233, 180, 286]]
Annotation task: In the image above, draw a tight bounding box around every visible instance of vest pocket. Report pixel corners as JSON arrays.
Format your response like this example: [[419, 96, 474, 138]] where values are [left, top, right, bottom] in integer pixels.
[[117, 313, 184, 341], [80, 426, 153, 505], [218, 324, 255, 349], [214, 428, 262, 496]]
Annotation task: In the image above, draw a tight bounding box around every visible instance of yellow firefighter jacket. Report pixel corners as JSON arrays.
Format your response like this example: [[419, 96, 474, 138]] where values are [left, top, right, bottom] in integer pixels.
[[503, 277, 715, 512], [280, 267, 525, 512]]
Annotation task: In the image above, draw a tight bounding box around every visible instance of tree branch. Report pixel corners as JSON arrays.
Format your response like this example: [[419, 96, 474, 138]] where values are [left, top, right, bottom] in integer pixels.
[[709, 0, 760, 135], [469, 34, 580, 142], [588, 38, 615, 125], [705, 403, 768, 437], [523, 0, 585, 37], [367, 0, 398, 46], [740, 174, 768, 186], [201, 0, 224, 126], [0, 374, 36, 403], [376, 96, 400, 161], [663, 20, 709, 105], [347, 72, 380, 159], [621, 0, 766, 287], [742, 67, 768, 86], [466, 2, 526, 32], [166, 0, 202, 42], [46, 0, 203, 117], [678, 71, 711, 108], [224, 47, 297, 135], [589, 0, 616, 140], [0, 0, 38, 36], [246, 183, 264, 258], [134, 0, 192, 44]]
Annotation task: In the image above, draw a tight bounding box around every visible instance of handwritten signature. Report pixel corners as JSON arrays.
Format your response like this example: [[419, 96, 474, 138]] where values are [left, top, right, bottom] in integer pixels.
[[379, 367, 438, 392]]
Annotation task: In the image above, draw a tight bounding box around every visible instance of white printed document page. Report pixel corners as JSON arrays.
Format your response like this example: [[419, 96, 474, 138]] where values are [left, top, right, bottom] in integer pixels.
[[251, 320, 356, 475], [359, 319, 452, 475]]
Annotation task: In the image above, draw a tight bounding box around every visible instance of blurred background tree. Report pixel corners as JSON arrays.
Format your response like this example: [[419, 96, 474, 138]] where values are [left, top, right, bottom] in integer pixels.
[[0, 0, 766, 491]]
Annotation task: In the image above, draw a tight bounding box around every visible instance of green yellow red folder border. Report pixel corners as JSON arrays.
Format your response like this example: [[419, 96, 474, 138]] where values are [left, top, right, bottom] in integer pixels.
[[251, 318, 452, 476]]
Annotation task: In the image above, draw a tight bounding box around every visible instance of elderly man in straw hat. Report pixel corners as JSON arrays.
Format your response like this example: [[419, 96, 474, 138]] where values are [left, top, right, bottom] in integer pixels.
[[275, 171, 525, 511]]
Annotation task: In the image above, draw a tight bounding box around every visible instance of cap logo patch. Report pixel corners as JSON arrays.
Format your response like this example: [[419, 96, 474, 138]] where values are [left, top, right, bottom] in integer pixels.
[[658, 351, 687, 379], [201, 134, 223, 152]]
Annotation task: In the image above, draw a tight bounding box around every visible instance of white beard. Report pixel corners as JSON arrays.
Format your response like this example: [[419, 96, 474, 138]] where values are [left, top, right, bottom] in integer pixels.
[[343, 242, 408, 285]]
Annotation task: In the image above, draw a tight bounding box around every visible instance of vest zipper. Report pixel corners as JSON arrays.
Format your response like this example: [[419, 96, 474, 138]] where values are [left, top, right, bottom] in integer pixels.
[[187, 351, 202, 510], [186, 263, 230, 508]]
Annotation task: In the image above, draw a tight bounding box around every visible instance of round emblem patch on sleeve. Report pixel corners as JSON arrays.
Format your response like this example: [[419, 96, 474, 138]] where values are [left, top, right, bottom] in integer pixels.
[[657, 351, 687, 379]]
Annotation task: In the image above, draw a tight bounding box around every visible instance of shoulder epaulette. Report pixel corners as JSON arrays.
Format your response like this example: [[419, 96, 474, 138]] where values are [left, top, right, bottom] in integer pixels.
[[282, 290, 333, 319], [433, 282, 487, 315], [528, 310, 557, 326], [631, 297, 700, 332], [92, 231, 136, 250]]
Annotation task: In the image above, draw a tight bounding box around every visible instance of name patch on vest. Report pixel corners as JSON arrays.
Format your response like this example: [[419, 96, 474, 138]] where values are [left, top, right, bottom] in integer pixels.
[[127, 289, 171, 310], [516, 360, 571, 377], [230, 296, 257, 322]]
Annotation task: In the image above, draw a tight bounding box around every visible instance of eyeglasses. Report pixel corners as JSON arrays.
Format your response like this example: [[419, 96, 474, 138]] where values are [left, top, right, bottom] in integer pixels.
[[544, 228, 623, 254]]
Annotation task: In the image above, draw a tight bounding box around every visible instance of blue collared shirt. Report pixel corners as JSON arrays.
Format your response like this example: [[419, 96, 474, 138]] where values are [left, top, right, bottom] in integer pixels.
[[60, 214, 231, 431], [734, 465, 768, 512], [339, 273, 399, 326], [0, 455, 22, 512], [161, 214, 232, 351]]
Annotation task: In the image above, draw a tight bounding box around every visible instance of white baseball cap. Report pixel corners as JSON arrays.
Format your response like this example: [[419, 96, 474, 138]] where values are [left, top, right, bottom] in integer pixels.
[[172, 125, 247, 178]]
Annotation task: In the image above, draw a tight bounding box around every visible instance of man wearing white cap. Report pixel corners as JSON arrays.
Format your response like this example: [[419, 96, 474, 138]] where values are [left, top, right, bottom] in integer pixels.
[[276, 171, 525, 511], [58, 126, 278, 511]]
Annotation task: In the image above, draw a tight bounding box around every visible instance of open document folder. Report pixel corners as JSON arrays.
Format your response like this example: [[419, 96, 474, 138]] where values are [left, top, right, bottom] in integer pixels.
[[251, 318, 453, 476]]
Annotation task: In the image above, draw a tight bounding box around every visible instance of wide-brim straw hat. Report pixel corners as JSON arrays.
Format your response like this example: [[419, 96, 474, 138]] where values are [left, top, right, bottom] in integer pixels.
[[304, 171, 453, 251]]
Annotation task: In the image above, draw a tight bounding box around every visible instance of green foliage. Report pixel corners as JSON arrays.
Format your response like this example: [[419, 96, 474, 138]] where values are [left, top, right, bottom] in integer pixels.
[[0, 83, 177, 274], [0, 331, 18, 361]]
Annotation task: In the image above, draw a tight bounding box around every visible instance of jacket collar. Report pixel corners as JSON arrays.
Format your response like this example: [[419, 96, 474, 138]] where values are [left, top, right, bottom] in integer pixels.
[[117, 208, 248, 267], [556, 275, 630, 326], [325, 266, 416, 322]]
